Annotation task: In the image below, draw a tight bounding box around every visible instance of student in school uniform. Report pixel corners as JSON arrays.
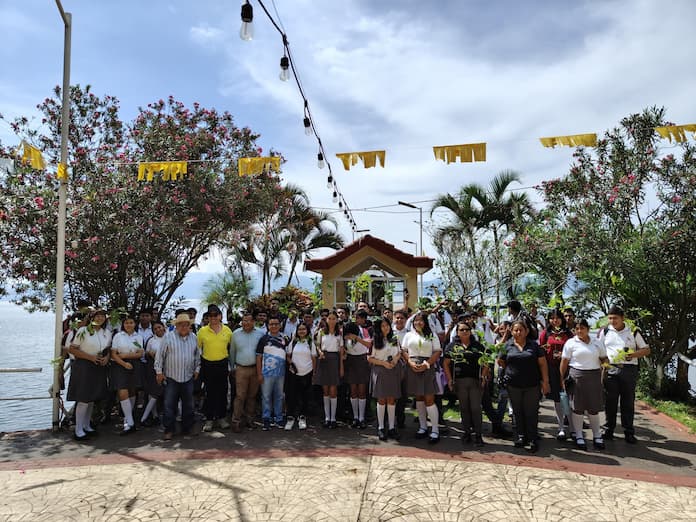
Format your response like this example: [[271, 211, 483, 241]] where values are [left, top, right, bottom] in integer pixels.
[[140, 320, 166, 427], [343, 310, 373, 429], [314, 311, 344, 428], [67, 309, 112, 441], [285, 322, 317, 430], [368, 317, 402, 441], [110, 315, 145, 435], [401, 312, 443, 444]]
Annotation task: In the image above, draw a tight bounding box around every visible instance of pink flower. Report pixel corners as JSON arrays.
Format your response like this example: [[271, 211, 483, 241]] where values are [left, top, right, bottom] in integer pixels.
[[33, 197, 45, 209], [122, 204, 130, 210], [109, 262, 118, 270], [66, 250, 78, 259], [91, 255, 100, 262], [672, 195, 682, 203], [204, 203, 212, 213], [609, 195, 616, 203], [126, 245, 135, 254], [200, 187, 206, 193]]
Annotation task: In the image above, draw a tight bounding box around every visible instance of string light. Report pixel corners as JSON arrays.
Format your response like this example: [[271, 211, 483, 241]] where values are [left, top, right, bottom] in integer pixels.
[[317, 152, 325, 169], [240, 1, 254, 41], [332, 190, 338, 203], [326, 174, 332, 188], [279, 55, 290, 81], [303, 116, 311, 136]]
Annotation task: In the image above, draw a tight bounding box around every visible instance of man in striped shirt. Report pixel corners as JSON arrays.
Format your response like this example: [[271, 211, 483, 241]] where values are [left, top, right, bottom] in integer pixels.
[[155, 313, 201, 440]]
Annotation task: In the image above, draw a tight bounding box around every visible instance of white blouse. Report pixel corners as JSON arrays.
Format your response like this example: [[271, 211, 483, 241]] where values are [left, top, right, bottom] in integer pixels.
[[562, 336, 607, 370], [318, 332, 343, 353], [402, 331, 442, 359], [72, 326, 112, 357], [371, 340, 400, 362], [112, 331, 144, 354]]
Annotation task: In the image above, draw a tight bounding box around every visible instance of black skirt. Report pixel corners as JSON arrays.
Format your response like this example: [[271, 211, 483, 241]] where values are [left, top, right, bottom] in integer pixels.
[[314, 352, 340, 386], [110, 359, 141, 390], [344, 354, 370, 385], [371, 364, 402, 398], [67, 358, 108, 403], [143, 356, 164, 397], [406, 363, 438, 396], [546, 361, 562, 402]]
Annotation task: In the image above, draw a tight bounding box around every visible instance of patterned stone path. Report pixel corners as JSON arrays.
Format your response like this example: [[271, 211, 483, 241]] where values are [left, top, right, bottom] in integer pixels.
[[3, 455, 696, 521]]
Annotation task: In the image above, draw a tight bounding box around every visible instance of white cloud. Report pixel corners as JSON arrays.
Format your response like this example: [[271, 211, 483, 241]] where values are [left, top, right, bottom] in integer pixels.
[[189, 24, 225, 48]]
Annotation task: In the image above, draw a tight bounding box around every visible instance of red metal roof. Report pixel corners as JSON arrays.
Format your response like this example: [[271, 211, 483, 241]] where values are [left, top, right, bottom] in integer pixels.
[[304, 234, 434, 272]]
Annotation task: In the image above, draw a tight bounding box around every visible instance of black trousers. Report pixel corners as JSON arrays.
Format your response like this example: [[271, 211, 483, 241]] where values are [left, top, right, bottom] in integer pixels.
[[508, 384, 540, 442], [481, 378, 501, 426], [603, 365, 638, 435], [201, 358, 229, 420], [286, 371, 313, 417]]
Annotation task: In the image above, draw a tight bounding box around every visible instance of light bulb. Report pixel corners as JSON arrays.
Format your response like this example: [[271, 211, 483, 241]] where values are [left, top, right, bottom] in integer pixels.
[[332, 191, 338, 203], [240, 2, 254, 41], [279, 56, 290, 81], [317, 152, 325, 169], [339, 200, 343, 209], [326, 175, 332, 188], [303, 117, 311, 136]]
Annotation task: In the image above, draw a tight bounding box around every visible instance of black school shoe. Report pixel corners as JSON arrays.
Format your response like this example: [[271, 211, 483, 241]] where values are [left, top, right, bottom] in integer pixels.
[[415, 428, 428, 439], [624, 433, 638, 444], [527, 440, 539, 453], [514, 436, 526, 448], [602, 429, 614, 440], [378, 428, 388, 441], [428, 432, 440, 444], [387, 428, 401, 441]]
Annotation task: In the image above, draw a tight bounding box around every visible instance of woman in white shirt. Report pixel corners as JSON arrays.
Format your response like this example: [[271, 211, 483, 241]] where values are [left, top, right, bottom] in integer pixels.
[[67, 309, 112, 441], [140, 320, 166, 427], [111, 315, 144, 435], [314, 311, 345, 428], [285, 322, 318, 430], [368, 317, 403, 441], [560, 318, 609, 450], [401, 312, 442, 443]]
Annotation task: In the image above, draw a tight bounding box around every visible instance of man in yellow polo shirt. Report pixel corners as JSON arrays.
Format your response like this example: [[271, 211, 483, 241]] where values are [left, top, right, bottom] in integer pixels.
[[198, 304, 233, 431]]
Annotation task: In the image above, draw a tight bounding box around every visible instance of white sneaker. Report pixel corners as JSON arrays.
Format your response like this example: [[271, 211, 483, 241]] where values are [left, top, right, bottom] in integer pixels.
[[218, 418, 230, 430], [284, 416, 295, 431], [202, 420, 214, 432], [298, 416, 307, 430]]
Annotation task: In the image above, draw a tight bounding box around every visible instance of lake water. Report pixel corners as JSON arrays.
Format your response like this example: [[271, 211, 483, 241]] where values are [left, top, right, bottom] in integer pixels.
[[0, 300, 694, 432]]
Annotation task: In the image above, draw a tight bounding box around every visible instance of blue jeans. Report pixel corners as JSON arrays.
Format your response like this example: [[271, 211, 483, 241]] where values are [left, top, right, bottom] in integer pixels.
[[260, 374, 285, 422], [163, 377, 195, 433]]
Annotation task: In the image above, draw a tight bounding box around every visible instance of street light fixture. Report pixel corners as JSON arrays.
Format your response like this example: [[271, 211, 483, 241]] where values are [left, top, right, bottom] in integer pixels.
[[52, 0, 71, 432], [403, 239, 417, 256], [398, 201, 423, 297], [353, 228, 370, 240]]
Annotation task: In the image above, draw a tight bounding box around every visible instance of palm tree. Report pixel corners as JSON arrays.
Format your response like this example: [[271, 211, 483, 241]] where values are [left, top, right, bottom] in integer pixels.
[[461, 170, 535, 317], [202, 270, 252, 320], [285, 203, 344, 286]]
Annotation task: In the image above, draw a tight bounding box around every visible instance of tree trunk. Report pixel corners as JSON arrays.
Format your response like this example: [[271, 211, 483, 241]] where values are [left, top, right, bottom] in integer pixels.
[[676, 355, 692, 400], [655, 361, 665, 396]]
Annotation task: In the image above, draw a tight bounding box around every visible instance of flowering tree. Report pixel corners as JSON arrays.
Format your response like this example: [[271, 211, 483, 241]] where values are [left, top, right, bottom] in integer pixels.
[[0, 85, 285, 313], [510, 107, 696, 396]]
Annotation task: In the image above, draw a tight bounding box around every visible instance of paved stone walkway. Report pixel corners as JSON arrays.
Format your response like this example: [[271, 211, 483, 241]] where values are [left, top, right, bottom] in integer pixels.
[[3, 455, 696, 521]]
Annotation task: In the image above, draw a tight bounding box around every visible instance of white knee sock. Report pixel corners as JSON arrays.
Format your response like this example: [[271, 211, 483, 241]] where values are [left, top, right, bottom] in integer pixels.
[[84, 402, 95, 431], [350, 398, 359, 419], [358, 399, 367, 421], [120, 399, 135, 428], [589, 413, 602, 439], [74, 402, 88, 436], [142, 397, 157, 421], [572, 413, 584, 440], [129, 396, 136, 409], [553, 401, 565, 430], [426, 404, 440, 435], [416, 401, 427, 430], [376, 403, 386, 429], [329, 398, 337, 421], [323, 396, 331, 421], [387, 404, 396, 430]]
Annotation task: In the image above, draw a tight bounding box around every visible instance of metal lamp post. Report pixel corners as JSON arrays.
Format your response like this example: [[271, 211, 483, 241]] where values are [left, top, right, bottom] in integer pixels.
[[398, 201, 423, 297], [52, 0, 71, 432]]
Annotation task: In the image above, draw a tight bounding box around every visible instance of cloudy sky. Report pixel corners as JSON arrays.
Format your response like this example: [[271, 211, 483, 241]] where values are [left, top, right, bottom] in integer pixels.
[[1, 0, 695, 278]]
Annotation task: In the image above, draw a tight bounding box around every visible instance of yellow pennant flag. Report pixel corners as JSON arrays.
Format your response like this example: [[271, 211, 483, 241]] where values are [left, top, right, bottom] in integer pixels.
[[21, 142, 46, 170], [539, 133, 597, 148], [335, 150, 386, 170], [655, 124, 696, 143], [432, 143, 486, 164], [238, 156, 281, 176], [137, 161, 188, 181], [56, 162, 68, 181]]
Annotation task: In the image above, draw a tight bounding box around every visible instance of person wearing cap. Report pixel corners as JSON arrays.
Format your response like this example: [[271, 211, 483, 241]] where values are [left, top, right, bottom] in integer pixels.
[[230, 311, 264, 432], [197, 304, 233, 432], [67, 308, 112, 441], [598, 305, 650, 444], [155, 313, 200, 440], [186, 307, 199, 333]]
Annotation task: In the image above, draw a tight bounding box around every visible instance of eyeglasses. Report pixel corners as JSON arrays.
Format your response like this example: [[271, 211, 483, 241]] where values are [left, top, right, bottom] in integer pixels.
[[458, 328, 471, 332]]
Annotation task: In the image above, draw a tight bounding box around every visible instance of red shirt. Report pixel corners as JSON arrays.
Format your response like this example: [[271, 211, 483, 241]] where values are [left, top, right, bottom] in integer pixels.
[[539, 329, 571, 367]]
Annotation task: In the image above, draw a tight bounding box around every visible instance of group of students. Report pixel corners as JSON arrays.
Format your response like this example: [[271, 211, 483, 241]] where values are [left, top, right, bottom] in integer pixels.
[[63, 298, 650, 452]]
